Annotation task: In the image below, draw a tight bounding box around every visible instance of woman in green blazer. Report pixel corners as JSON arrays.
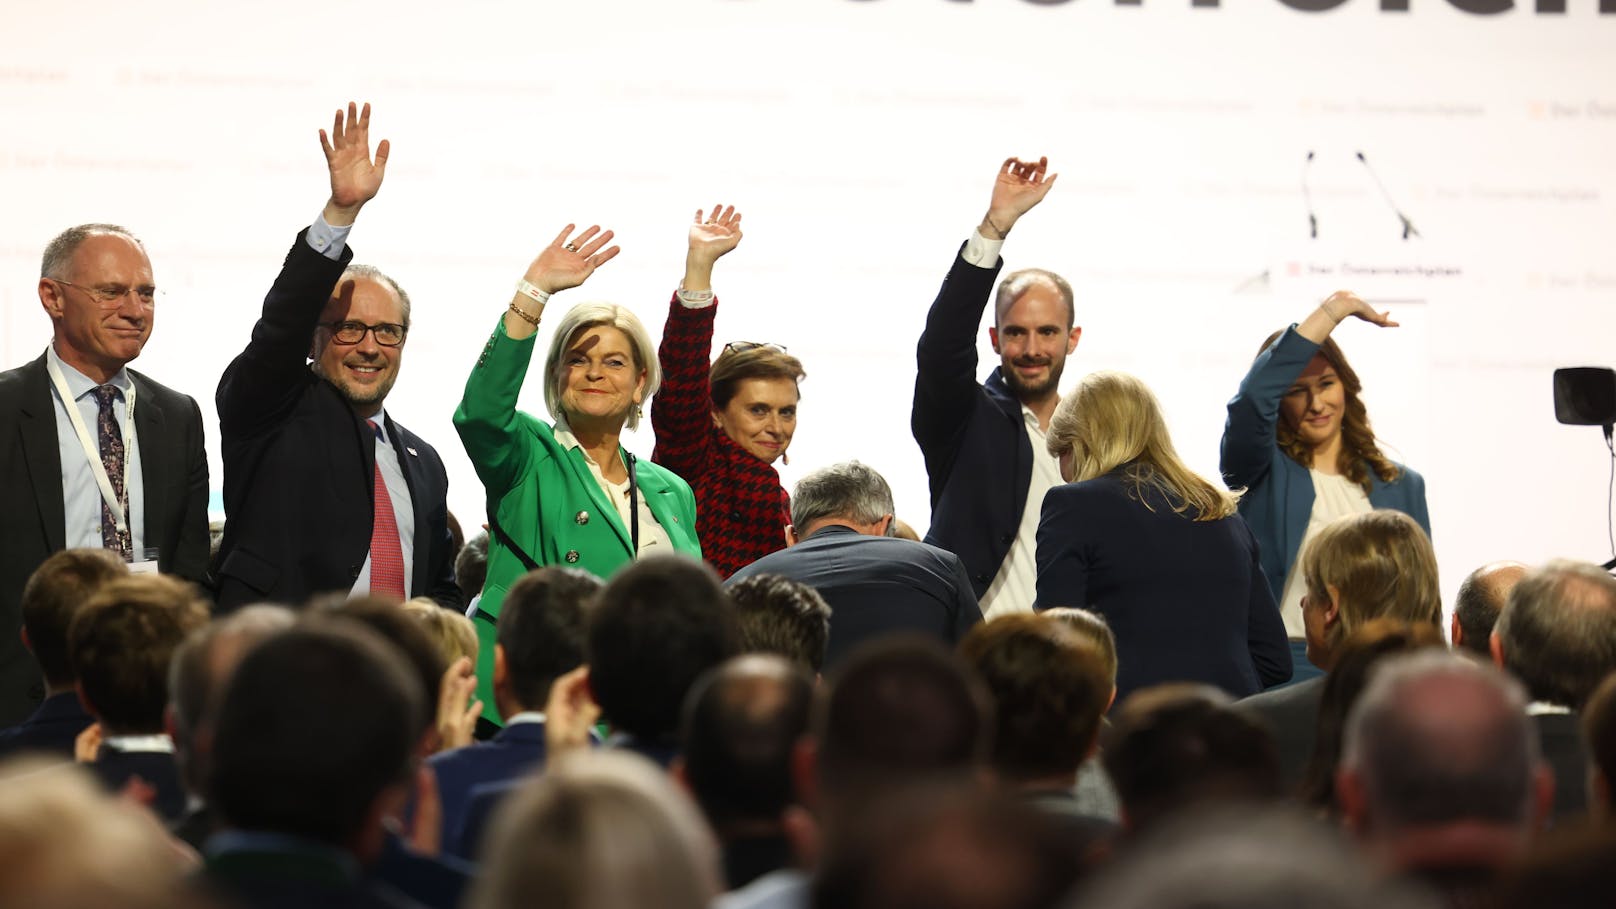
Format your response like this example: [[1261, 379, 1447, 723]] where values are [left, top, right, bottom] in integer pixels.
[[455, 223, 702, 723]]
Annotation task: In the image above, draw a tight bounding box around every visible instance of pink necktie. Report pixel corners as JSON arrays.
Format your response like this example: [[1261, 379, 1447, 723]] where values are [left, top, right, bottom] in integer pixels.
[[367, 420, 406, 598]]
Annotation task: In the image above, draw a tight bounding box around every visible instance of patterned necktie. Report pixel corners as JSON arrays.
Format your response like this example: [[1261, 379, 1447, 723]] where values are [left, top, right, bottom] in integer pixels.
[[91, 385, 132, 560], [368, 420, 406, 598]]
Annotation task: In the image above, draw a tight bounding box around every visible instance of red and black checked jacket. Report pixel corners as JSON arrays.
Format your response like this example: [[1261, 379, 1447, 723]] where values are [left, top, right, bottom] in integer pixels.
[[651, 294, 791, 579]]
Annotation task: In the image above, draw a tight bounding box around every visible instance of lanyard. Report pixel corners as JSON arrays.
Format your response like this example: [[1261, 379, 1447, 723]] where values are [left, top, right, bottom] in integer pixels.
[[45, 353, 137, 536]]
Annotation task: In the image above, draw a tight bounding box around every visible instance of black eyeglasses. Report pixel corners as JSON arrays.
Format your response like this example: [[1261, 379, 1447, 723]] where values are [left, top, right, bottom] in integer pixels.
[[323, 320, 408, 347], [722, 341, 788, 355]]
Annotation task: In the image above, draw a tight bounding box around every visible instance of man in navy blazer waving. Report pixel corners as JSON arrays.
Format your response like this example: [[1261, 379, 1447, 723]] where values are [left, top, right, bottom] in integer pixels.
[[212, 102, 458, 610], [912, 156, 1077, 620]]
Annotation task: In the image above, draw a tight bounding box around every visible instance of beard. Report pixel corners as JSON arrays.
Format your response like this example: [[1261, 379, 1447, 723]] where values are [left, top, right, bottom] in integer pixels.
[[1001, 357, 1063, 402]]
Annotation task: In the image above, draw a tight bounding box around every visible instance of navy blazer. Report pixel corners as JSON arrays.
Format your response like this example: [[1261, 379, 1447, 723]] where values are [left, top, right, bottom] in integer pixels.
[[0, 355, 209, 726], [0, 690, 92, 760], [1220, 326, 1430, 600], [1035, 471, 1291, 701], [91, 747, 188, 822], [212, 232, 459, 611], [728, 525, 983, 670], [912, 249, 1032, 598], [426, 720, 546, 852]]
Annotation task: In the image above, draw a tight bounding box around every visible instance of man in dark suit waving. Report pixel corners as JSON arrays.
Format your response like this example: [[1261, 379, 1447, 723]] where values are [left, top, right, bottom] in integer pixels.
[[212, 102, 458, 611], [0, 223, 209, 727]]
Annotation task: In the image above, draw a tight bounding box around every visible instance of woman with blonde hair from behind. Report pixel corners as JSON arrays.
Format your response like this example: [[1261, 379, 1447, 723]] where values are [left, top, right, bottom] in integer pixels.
[[467, 750, 722, 909], [1036, 371, 1290, 701]]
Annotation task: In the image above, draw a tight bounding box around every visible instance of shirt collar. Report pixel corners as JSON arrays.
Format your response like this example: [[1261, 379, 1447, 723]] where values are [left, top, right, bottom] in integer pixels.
[[552, 414, 583, 454], [46, 344, 131, 401], [368, 408, 391, 444], [505, 711, 546, 726]]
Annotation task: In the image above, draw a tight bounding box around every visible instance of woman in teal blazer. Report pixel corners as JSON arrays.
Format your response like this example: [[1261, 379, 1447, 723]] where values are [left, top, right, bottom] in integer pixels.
[[455, 223, 701, 722]]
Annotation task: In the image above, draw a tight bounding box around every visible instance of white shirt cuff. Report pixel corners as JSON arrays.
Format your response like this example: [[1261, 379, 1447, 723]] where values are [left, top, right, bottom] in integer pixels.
[[306, 213, 352, 261], [675, 288, 716, 309], [961, 229, 1003, 269]]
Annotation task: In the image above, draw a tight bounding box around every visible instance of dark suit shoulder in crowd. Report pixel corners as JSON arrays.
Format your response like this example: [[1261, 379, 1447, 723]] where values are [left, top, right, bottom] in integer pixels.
[[727, 525, 983, 670], [1234, 674, 1326, 794], [1533, 710, 1589, 823], [426, 720, 546, 852], [91, 747, 188, 823], [198, 836, 427, 909], [0, 691, 93, 760], [371, 831, 472, 909]]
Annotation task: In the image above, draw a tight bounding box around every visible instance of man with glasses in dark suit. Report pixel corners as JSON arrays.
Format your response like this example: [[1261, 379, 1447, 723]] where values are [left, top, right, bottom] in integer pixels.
[[0, 223, 208, 728], [212, 101, 458, 611]]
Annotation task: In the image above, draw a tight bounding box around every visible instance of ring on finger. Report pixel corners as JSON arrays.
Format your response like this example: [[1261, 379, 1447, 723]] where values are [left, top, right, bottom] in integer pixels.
[[564, 244, 580, 252]]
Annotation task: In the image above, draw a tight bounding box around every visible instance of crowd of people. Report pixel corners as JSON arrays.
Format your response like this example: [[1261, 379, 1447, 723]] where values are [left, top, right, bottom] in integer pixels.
[[2, 101, 1614, 908]]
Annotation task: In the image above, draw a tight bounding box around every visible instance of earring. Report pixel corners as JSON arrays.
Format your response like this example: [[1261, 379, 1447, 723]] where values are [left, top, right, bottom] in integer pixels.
[[781, 451, 789, 466]]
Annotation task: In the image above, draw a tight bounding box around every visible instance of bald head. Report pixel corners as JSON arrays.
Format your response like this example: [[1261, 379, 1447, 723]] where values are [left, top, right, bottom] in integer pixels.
[[1341, 652, 1542, 833], [680, 655, 814, 831], [1453, 561, 1527, 655], [1494, 560, 1616, 708]]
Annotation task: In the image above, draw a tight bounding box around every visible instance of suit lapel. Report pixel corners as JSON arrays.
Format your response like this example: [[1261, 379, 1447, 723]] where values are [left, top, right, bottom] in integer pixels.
[[18, 356, 66, 552], [565, 446, 633, 552], [383, 414, 435, 594], [131, 373, 167, 552]]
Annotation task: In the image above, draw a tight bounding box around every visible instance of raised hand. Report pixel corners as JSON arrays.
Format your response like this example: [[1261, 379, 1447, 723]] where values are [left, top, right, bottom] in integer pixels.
[[544, 665, 600, 756], [433, 656, 480, 753], [320, 101, 390, 224], [982, 156, 1058, 239], [1321, 290, 1398, 328], [688, 204, 744, 264], [524, 224, 622, 295]]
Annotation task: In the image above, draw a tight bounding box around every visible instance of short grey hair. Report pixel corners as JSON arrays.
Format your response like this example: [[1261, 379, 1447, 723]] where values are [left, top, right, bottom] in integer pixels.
[[339, 263, 412, 327], [1496, 559, 1616, 709], [790, 461, 894, 529], [542, 302, 661, 432], [1342, 650, 1537, 831], [40, 224, 144, 280]]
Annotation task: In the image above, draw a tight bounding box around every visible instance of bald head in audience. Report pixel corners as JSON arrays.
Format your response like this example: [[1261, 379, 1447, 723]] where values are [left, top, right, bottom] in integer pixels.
[[1451, 560, 1527, 656]]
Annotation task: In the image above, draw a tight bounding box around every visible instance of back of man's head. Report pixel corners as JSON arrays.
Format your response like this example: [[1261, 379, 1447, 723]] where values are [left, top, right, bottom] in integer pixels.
[[20, 549, 127, 690], [207, 621, 423, 856], [1453, 561, 1527, 656], [727, 574, 833, 673], [1103, 684, 1280, 833], [587, 555, 739, 743], [499, 567, 600, 714], [790, 461, 894, 531], [1040, 607, 1118, 691], [457, 531, 489, 603], [680, 654, 814, 833], [1494, 559, 1616, 709], [320, 596, 447, 737], [168, 605, 296, 790], [67, 575, 209, 735], [958, 614, 1110, 786], [1340, 651, 1543, 836], [815, 637, 992, 801]]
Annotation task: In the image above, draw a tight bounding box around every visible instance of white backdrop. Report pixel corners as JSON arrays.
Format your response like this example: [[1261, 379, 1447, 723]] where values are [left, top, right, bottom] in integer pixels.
[[4, 0, 1615, 613]]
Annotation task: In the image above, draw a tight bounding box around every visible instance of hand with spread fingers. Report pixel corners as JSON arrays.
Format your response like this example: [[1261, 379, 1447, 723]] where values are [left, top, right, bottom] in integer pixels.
[[320, 101, 390, 226], [524, 224, 622, 296], [981, 155, 1058, 240]]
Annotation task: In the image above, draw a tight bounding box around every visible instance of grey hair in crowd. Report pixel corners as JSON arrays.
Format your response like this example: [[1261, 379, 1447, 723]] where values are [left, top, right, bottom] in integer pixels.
[[1073, 805, 1438, 909], [466, 750, 721, 909], [1495, 559, 1616, 709], [790, 461, 895, 530], [339, 263, 413, 326], [542, 301, 661, 432], [40, 223, 144, 279], [1341, 650, 1538, 831]]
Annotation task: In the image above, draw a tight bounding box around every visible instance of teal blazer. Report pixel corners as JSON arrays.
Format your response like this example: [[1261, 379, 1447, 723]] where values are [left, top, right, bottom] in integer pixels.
[[455, 318, 701, 721]]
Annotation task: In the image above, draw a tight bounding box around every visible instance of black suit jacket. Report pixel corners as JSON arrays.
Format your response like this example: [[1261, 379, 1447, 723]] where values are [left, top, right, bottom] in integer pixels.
[[911, 249, 1032, 598], [211, 232, 459, 611], [0, 690, 93, 760], [1234, 674, 1325, 794], [1534, 710, 1589, 823], [0, 354, 208, 726], [727, 525, 983, 669]]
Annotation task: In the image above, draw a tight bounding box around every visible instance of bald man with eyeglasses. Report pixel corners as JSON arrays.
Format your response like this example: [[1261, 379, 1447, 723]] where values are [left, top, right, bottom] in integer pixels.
[[0, 224, 209, 727], [211, 101, 460, 612]]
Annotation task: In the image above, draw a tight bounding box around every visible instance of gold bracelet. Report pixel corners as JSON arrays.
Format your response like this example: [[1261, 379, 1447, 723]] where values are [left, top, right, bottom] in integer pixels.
[[508, 301, 541, 326]]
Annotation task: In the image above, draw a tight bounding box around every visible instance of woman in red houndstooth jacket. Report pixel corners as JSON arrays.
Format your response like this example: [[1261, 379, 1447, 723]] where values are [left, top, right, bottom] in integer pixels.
[[651, 204, 806, 579]]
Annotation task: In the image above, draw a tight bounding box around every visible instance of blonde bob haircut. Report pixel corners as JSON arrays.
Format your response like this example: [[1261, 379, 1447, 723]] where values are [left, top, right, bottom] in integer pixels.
[[1046, 371, 1239, 521], [466, 750, 721, 909], [1300, 510, 1440, 654], [542, 302, 662, 432]]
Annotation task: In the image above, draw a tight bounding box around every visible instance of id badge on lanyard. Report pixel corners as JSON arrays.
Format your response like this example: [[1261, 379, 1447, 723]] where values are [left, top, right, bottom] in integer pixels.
[[45, 353, 147, 567]]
